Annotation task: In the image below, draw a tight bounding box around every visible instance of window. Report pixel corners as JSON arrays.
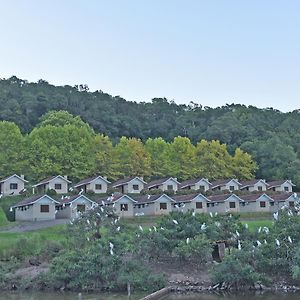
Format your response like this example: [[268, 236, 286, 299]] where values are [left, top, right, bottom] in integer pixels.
[[258, 186, 263, 191], [120, 204, 128, 211], [284, 186, 289, 192], [160, 203, 167, 210], [272, 187, 276, 191], [167, 185, 173, 190], [54, 183, 62, 190], [270, 202, 274, 206], [289, 201, 295, 207], [196, 202, 203, 209], [133, 184, 139, 191], [40, 205, 49, 213], [77, 204, 86, 212], [199, 185, 205, 191], [246, 187, 249, 191], [229, 186, 235, 191], [95, 184, 102, 190], [229, 202, 236, 208], [10, 183, 18, 190], [260, 201, 266, 208]]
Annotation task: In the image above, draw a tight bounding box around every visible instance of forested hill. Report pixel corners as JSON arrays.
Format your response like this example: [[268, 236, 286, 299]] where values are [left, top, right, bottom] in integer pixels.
[[1, 76, 300, 183]]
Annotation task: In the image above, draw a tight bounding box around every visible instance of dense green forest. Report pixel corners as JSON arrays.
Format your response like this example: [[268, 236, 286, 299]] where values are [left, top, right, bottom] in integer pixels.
[[0, 76, 299, 185]]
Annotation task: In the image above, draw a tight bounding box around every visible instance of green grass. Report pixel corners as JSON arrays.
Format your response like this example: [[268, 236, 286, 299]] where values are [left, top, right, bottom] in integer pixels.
[[0, 207, 9, 227], [242, 220, 273, 232]]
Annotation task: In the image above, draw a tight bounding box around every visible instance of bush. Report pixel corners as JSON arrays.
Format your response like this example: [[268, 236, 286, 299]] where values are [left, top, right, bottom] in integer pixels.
[[0, 207, 9, 227], [46, 189, 57, 196]]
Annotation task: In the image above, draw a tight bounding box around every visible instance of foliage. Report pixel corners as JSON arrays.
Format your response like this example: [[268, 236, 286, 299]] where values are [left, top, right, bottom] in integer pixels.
[[0, 207, 9, 227]]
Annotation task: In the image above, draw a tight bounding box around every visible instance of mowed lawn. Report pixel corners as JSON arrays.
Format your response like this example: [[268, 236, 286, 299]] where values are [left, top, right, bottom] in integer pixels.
[[242, 220, 273, 232]]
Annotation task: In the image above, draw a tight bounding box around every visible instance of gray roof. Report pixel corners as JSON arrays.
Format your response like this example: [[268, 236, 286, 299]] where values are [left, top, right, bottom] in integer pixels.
[[12, 194, 59, 208], [239, 193, 273, 202], [0, 174, 28, 183], [146, 177, 180, 189], [240, 179, 268, 189], [112, 177, 146, 187], [211, 179, 241, 188], [180, 178, 211, 189], [173, 193, 209, 203], [74, 175, 110, 187], [267, 180, 295, 188], [95, 193, 137, 205], [33, 175, 71, 187], [133, 193, 175, 204], [207, 193, 243, 202]]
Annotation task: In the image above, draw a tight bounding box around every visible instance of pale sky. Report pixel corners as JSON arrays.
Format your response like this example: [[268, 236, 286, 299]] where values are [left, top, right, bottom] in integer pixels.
[[1, 0, 300, 112]]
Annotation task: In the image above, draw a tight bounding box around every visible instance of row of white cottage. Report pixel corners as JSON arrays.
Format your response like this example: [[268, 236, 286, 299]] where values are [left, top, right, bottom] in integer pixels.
[[0, 174, 296, 196], [12, 191, 299, 221]]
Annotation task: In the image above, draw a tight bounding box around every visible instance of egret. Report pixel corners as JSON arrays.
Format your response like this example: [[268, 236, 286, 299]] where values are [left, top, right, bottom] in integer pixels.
[[288, 236, 293, 243], [244, 223, 248, 229], [79, 188, 84, 195], [209, 212, 213, 218], [153, 226, 157, 232], [201, 223, 207, 231], [117, 226, 121, 232], [139, 225, 143, 231], [100, 207, 104, 212], [0, 194, 2, 199], [214, 212, 218, 216], [147, 195, 151, 200], [258, 227, 262, 233], [186, 237, 190, 244], [69, 187, 73, 192], [192, 211, 196, 217], [87, 219, 90, 225], [273, 212, 279, 221], [172, 219, 178, 225], [275, 239, 280, 246], [238, 240, 241, 250], [110, 248, 114, 256], [109, 242, 114, 249], [9, 207, 13, 212], [257, 240, 262, 247], [236, 230, 240, 237]]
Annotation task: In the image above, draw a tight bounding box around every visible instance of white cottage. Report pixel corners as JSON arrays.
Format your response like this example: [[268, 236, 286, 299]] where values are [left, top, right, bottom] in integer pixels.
[[211, 179, 242, 192], [0, 174, 28, 196], [32, 175, 71, 194], [172, 193, 210, 213], [74, 175, 111, 194], [112, 177, 146, 194], [207, 194, 243, 213], [12, 194, 60, 221], [56, 195, 96, 219], [240, 193, 274, 213], [180, 178, 212, 192], [240, 179, 269, 192], [146, 177, 180, 193], [267, 180, 295, 193], [271, 193, 299, 212]]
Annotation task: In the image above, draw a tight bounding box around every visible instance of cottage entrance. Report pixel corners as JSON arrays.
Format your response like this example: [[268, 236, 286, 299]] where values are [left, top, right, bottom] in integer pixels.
[[77, 204, 86, 212]]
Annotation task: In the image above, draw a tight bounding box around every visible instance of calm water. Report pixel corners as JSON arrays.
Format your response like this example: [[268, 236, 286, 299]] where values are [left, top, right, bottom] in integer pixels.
[[0, 291, 145, 300], [165, 292, 300, 300]]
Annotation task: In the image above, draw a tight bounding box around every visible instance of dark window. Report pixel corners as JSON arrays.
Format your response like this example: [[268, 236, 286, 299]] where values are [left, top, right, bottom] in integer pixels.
[[77, 204, 86, 212], [284, 186, 289, 192], [229, 186, 235, 191], [196, 202, 203, 209], [260, 201, 266, 208], [241, 202, 246, 207], [160, 203, 167, 210], [121, 204, 128, 211], [95, 184, 102, 190], [258, 186, 263, 191], [272, 187, 276, 191], [270, 202, 274, 206], [246, 187, 249, 191], [10, 183, 18, 190], [229, 202, 236, 208], [40, 205, 49, 213], [54, 183, 62, 190], [289, 201, 294, 207], [167, 185, 173, 190], [199, 185, 205, 191], [133, 184, 139, 190]]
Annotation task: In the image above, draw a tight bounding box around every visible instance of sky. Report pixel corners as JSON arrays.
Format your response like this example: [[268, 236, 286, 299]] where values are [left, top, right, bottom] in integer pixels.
[[0, 0, 300, 112]]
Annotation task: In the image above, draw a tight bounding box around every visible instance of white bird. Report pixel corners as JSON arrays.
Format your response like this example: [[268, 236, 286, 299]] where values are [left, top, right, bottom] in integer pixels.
[[214, 212, 218, 216], [264, 239, 267, 244], [147, 194, 151, 199], [109, 242, 114, 249], [236, 230, 240, 237], [55, 210, 58, 214], [209, 212, 213, 218], [257, 240, 262, 247], [96, 212, 101, 217], [100, 207, 104, 212], [149, 228, 152, 232], [153, 226, 157, 232], [273, 212, 279, 221], [263, 227, 269, 234], [258, 227, 262, 233], [61, 195, 64, 200], [244, 223, 248, 229], [101, 200, 105, 206], [186, 237, 190, 244], [201, 223, 207, 231], [192, 211, 196, 217], [238, 240, 241, 250], [79, 188, 84, 195], [69, 187, 73, 192], [87, 219, 90, 225], [288, 236, 293, 243], [110, 248, 114, 256], [275, 239, 280, 246], [87, 237, 90, 241], [172, 219, 178, 225], [0, 194, 2, 199], [288, 210, 293, 217], [116, 226, 121, 232], [9, 207, 13, 212], [139, 225, 143, 231], [160, 227, 165, 230]]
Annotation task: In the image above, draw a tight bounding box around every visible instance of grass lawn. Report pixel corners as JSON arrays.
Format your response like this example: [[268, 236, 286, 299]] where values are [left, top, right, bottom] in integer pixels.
[[242, 219, 273, 232], [0, 207, 9, 227]]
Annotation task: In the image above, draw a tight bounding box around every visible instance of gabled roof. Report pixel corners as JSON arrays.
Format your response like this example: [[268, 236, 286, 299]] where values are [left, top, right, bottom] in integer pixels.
[[180, 178, 212, 189], [211, 179, 242, 188], [0, 174, 28, 183], [133, 193, 175, 204], [240, 193, 274, 202], [59, 194, 96, 205], [173, 193, 210, 203], [146, 177, 180, 189], [267, 180, 296, 188], [12, 194, 60, 208], [74, 175, 111, 187], [112, 177, 147, 188], [271, 193, 298, 201], [32, 175, 72, 187], [240, 179, 269, 189], [207, 193, 243, 203], [96, 193, 137, 205]]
